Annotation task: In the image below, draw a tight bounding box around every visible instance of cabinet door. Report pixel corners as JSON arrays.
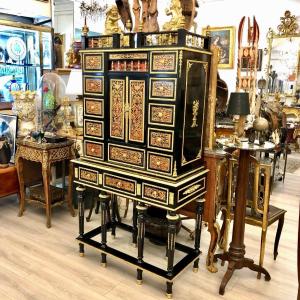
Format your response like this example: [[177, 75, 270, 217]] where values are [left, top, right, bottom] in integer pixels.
[[109, 76, 147, 144]]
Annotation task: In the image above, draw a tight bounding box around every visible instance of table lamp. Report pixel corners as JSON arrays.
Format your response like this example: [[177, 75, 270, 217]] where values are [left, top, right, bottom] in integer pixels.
[[227, 92, 250, 145], [65, 69, 83, 136]]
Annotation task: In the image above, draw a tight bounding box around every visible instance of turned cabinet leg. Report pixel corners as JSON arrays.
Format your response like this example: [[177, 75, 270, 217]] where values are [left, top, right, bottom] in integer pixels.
[[136, 203, 147, 284], [99, 192, 110, 267], [111, 194, 117, 238], [132, 201, 138, 246], [77, 185, 86, 257], [166, 212, 180, 298], [193, 198, 205, 272]]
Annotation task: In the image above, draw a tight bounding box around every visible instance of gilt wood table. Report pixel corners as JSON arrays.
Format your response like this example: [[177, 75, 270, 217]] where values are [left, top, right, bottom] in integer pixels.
[[214, 139, 274, 295], [16, 139, 76, 228]]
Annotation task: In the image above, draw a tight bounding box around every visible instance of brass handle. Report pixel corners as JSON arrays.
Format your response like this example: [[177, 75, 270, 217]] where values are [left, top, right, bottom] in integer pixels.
[[152, 191, 158, 197], [158, 112, 163, 117], [156, 161, 161, 166], [117, 181, 122, 188], [91, 105, 95, 110], [157, 137, 162, 142], [91, 148, 95, 153]]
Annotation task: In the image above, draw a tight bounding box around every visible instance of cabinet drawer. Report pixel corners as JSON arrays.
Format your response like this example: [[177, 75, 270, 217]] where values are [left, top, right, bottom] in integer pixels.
[[147, 152, 173, 175], [108, 144, 145, 168], [150, 51, 178, 74], [84, 119, 104, 140], [148, 103, 175, 127], [84, 141, 104, 160], [84, 98, 104, 118], [142, 183, 169, 204], [78, 167, 99, 185], [148, 128, 174, 152], [178, 178, 206, 203], [83, 53, 103, 72], [103, 173, 136, 196], [84, 75, 104, 96], [149, 78, 176, 101]]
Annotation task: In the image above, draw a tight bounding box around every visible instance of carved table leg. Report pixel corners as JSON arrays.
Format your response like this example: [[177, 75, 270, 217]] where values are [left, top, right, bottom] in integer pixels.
[[193, 199, 205, 272], [67, 160, 76, 217], [132, 201, 138, 246], [42, 161, 51, 228], [166, 212, 180, 299], [16, 154, 25, 217], [136, 204, 147, 284], [77, 185, 86, 257], [206, 221, 219, 273], [99, 192, 110, 267]]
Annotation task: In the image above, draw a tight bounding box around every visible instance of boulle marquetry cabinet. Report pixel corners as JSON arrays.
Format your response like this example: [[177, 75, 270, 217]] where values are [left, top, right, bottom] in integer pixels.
[[73, 29, 211, 297]]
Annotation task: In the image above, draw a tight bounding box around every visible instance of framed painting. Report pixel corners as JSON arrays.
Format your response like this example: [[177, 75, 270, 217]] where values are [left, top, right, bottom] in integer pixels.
[[202, 26, 235, 69], [0, 113, 18, 163]]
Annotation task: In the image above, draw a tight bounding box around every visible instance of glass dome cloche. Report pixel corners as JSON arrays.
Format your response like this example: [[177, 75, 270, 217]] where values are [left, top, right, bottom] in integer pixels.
[[37, 72, 66, 136]]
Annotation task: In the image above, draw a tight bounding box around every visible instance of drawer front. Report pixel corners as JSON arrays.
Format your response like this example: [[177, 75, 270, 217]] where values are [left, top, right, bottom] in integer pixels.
[[150, 51, 178, 74], [84, 119, 104, 140], [84, 140, 104, 160], [147, 152, 173, 175], [78, 167, 99, 185], [108, 144, 145, 168], [178, 177, 206, 203], [84, 98, 104, 118], [84, 76, 104, 96], [103, 173, 136, 196], [149, 78, 176, 101], [142, 183, 169, 204], [148, 128, 174, 152], [148, 103, 175, 127], [83, 53, 103, 72]]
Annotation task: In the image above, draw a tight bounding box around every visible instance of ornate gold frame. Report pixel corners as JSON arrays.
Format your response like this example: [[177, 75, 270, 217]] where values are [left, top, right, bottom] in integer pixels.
[[202, 26, 235, 69]]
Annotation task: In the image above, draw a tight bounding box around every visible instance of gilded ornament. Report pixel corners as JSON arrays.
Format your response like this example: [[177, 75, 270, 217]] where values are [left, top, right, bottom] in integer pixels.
[[104, 5, 123, 35], [277, 10, 299, 36], [162, 0, 186, 31], [183, 184, 201, 195], [191, 99, 200, 128]]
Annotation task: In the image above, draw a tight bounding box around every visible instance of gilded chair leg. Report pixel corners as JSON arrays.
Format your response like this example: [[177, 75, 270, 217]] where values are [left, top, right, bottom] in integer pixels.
[[274, 214, 285, 260], [257, 229, 267, 279]]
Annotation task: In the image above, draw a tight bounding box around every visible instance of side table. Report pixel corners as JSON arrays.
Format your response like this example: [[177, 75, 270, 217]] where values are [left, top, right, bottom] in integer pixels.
[[16, 139, 76, 228], [214, 139, 274, 295]]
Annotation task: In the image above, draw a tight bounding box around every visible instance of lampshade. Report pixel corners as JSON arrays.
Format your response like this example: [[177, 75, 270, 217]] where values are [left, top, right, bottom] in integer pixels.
[[66, 69, 82, 96], [227, 92, 250, 115]]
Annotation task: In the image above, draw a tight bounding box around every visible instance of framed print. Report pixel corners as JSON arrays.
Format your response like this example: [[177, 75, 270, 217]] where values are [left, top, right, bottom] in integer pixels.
[[202, 26, 235, 69], [0, 113, 18, 163]]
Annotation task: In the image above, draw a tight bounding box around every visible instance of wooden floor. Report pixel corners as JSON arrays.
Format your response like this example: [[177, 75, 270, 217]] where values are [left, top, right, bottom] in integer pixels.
[[0, 165, 299, 299]]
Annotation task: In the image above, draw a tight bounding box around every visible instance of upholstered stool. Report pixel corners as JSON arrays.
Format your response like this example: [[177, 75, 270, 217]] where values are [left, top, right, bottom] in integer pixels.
[[0, 166, 20, 199]]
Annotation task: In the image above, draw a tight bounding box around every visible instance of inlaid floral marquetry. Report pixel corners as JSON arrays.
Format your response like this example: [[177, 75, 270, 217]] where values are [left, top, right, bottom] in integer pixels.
[[143, 185, 168, 202], [149, 104, 175, 127], [84, 54, 103, 71], [148, 129, 173, 151], [148, 153, 172, 174], [104, 174, 135, 194], [85, 99, 103, 117], [85, 141, 103, 159], [151, 52, 177, 73], [109, 145, 145, 167], [84, 120, 103, 139], [84, 77, 104, 95], [150, 78, 176, 100], [129, 80, 145, 143], [79, 169, 98, 184], [110, 79, 125, 139]]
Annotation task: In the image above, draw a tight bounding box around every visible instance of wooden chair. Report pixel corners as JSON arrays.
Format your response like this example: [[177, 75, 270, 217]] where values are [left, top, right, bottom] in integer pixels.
[[221, 156, 286, 278]]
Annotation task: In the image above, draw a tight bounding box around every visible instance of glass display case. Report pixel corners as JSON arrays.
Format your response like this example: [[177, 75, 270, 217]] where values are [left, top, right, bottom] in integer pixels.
[[0, 24, 52, 103]]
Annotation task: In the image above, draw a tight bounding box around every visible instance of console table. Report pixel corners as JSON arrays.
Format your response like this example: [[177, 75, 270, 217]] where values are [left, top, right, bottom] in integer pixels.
[[214, 139, 274, 295], [16, 139, 76, 228]]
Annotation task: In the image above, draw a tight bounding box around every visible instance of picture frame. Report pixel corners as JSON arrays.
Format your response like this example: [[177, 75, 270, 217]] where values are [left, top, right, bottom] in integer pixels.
[[202, 26, 236, 69], [241, 48, 263, 71], [0, 113, 18, 163]]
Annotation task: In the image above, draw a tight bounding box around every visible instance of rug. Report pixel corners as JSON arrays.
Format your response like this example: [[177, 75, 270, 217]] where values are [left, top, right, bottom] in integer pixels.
[[279, 157, 300, 173]]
